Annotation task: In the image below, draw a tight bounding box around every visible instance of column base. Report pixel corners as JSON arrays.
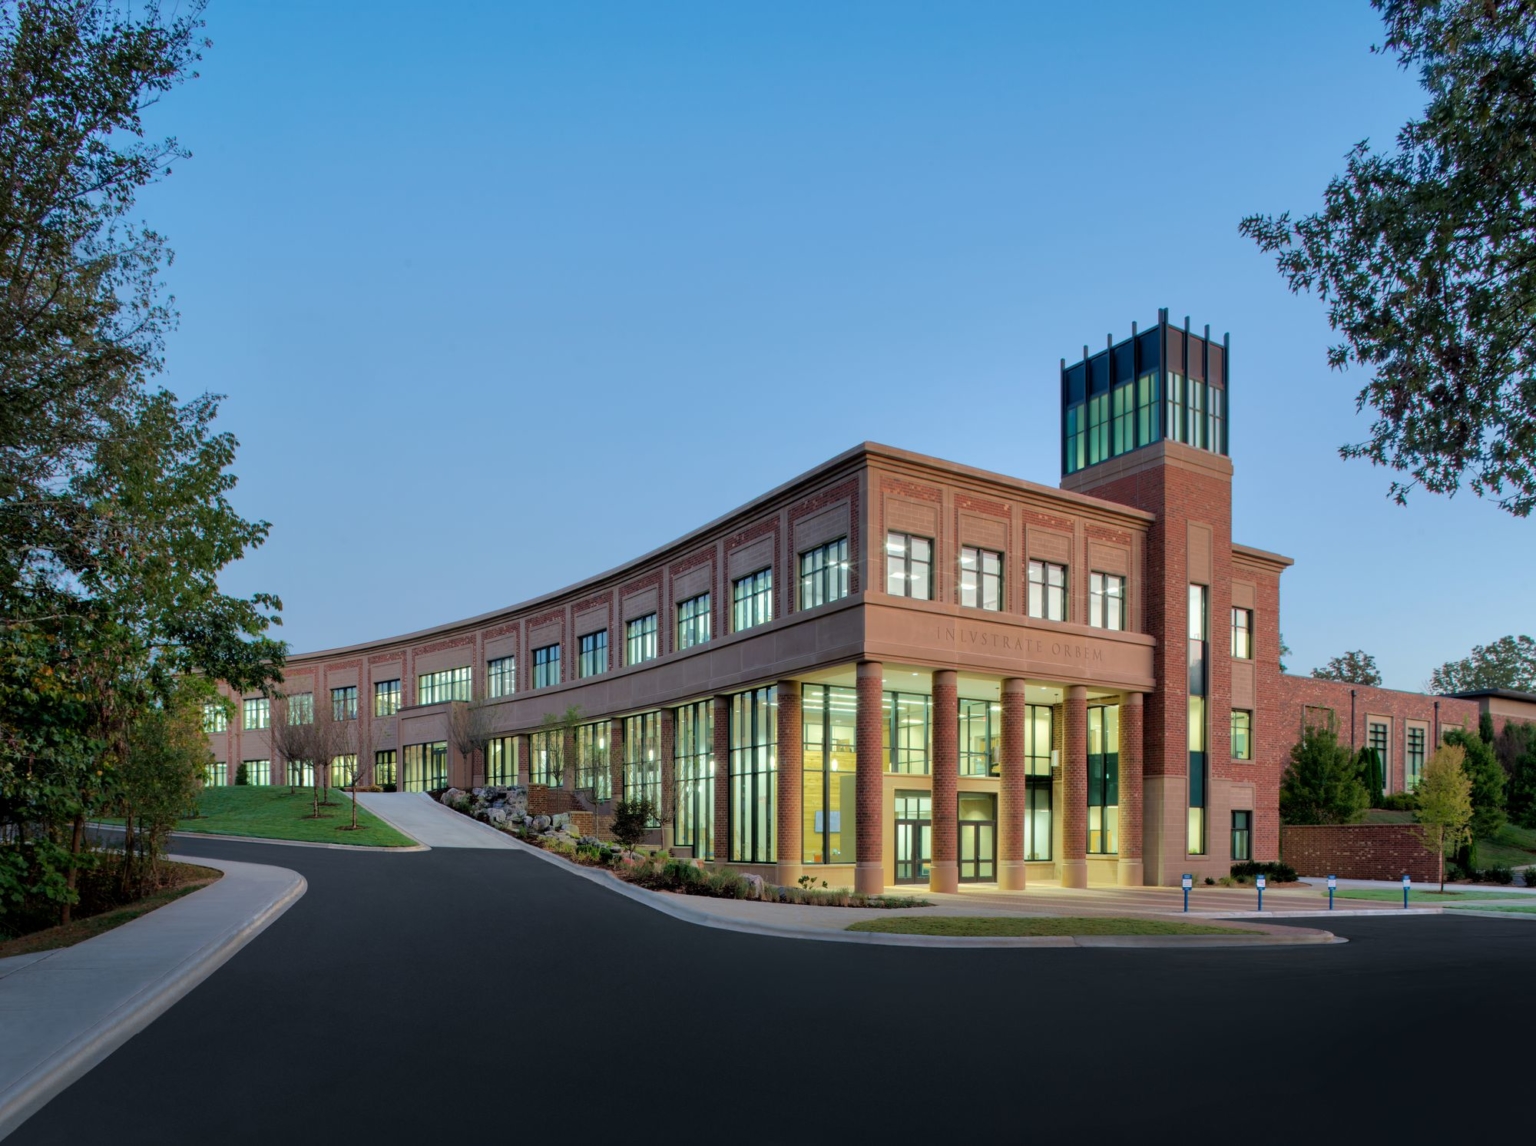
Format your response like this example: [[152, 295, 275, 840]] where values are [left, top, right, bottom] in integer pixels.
[[1059, 859, 1088, 889], [928, 861, 958, 894], [855, 862, 885, 896], [998, 860, 1028, 891], [1116, 858, 1145, 887]]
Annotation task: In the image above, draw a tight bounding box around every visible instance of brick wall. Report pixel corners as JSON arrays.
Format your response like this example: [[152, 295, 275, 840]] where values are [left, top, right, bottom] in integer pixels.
[[1280, 824, 1440, 881]]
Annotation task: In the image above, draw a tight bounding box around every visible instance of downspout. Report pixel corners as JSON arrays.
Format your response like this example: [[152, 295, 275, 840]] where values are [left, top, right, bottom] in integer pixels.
[[1350, 689, 1357, 751]]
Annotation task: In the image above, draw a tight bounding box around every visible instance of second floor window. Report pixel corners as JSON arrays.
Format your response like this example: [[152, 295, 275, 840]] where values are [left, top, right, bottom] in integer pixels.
[[1027, 560, 1067, 621], [885, 532, 932, 599], [287, 692, 314, 725], [1231, 608, 1253, 659], [331, 686, 357, 721], [579, 631, 608, 678], [417, 666, 471, 706], [533, 643, 561, 688], [203, 701, 229, 733], [959, 547, 1003, 611], [1089, 572, 1125, 630], [677, 592, 711, 649], [799, 538, 849, 609], [374, 679, 401, 717], [487, 656, 516, 698], [626, 614, 658, 666], [733, 568, 773, 632]]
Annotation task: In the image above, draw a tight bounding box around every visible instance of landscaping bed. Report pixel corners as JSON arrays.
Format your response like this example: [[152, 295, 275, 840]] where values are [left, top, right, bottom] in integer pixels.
[[0, 860, 222, 958], [120, 787, 416, 847], [846, 916, 1250, 937]]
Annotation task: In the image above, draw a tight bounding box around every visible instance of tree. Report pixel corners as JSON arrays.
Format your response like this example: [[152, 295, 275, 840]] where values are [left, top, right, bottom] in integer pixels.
[[535, 705, 582, 787], [447, 700, 498, 788], [610, 798, 653, 857], [271, 693, 353, 822], [1496, 722, 1536, 828], [1415, 743, 1474, 891], [1240, 1, 1536, 517], [1443, 727, 1505, 843], [1279, 633, 1293, 674], [1428, 635, 1536, 694], [1355, 746, 1386, 805], [1311, 650, 1383, 686], [1280, 724, 1370, 825], [118, 682, 208, 900]]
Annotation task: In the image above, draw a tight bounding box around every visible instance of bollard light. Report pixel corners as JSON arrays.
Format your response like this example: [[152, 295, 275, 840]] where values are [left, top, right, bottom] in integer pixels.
[[1181, 872, 1193, 913], [1401, 872, 1411, 909], [1256, 872, 1266, 912], [1327, 874, 1337, 911]]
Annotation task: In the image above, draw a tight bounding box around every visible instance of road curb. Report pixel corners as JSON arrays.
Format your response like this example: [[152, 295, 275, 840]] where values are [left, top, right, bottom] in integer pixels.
[[479, 823, 1342, 949], [0, 855, 306, 1141]]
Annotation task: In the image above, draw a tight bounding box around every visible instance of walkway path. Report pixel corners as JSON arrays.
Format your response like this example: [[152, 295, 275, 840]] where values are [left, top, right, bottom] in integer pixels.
[[353, 791, 518, 849], [0, 855, 304, 1140]]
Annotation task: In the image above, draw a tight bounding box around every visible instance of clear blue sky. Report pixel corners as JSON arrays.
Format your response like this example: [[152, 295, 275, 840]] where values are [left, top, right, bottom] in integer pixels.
[[143, 0, 1533, 691]]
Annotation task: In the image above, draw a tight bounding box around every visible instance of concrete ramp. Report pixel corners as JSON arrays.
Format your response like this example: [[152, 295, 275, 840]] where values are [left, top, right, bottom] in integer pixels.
[[354, 792, 519, 849]]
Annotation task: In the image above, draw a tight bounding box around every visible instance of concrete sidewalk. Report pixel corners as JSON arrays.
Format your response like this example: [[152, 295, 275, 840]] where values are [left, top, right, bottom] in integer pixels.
[[354, 792, 519, 849], [0, 855, 305, 1141]]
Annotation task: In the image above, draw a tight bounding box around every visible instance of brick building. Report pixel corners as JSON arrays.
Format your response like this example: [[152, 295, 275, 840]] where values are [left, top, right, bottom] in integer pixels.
[[202, 310, 1536, 889]]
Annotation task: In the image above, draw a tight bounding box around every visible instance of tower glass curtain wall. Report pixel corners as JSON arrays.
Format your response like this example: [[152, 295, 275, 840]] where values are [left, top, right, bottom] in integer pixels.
[[1087, 705, 1119, 854], [1188, 584, 1209, 855], [802, 684, 857, 865], [623, 712, 660, 822], [576, 722, 611, 799], [673, 701, 714, 859], [1062, 313, 1228, 477], [729, 686, 777, 864], [1024, 704, 1053, 861]]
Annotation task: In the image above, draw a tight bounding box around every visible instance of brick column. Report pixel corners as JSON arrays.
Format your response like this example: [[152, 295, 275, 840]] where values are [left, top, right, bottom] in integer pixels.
[[775, 681, 803, 885], [608, 717, 625, 807], [999, 677, 1028, 890], [659, 708, 676, 850], [712, 695, 731, 866], [1118, 693, 1145, 886], [1061, 685, 1089, 888], [563, 726, 577, 792], [930, 670, 959, 893], [855, 661, 885, 895], [516, 734, 530, 788]]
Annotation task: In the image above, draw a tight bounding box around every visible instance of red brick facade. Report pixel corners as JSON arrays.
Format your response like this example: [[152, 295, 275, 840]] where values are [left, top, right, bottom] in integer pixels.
[[1281, 824, 1440, 883]]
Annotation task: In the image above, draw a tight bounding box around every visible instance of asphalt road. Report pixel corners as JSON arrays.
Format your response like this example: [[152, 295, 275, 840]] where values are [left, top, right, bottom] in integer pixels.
[[11, 838, 1535, 1145]]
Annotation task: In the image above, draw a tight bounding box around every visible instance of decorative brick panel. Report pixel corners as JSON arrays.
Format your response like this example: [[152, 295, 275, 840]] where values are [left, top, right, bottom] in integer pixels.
[[855, 662, 884, 889], [1120, 694, 1144, 861], [999, 678, 1027, 869], [776, 682, 803, 869], [931, 671, 959, 872], [1063, 688, 1088, 864], [712, 696, 731, 862]]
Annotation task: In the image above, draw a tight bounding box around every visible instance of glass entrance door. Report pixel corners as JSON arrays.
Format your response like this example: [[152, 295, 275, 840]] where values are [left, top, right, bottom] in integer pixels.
[[958, 792, 996, 883], [894, 791, 931, 884]]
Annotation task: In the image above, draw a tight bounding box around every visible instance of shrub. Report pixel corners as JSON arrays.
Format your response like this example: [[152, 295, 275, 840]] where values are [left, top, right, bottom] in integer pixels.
[[1524, 868, 1536, 888], [1483, 865, 1515, 885], [1230, 860, 1298, 883], [1378, 792, 1417, 812], [235, 762, 249, 786], [610, 799, 653, 853], [1281, 725, 1369, 825]]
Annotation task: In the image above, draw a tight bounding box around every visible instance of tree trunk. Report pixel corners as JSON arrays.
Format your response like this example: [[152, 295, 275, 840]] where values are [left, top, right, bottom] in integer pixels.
[[351, 787, 358, 830], [1439, 828, 1445, 893], [60, 812, 85, 925]]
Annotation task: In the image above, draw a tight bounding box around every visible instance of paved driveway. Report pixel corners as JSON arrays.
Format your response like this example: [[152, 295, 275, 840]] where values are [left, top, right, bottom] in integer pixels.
[[10, 837, 1535, 1144]]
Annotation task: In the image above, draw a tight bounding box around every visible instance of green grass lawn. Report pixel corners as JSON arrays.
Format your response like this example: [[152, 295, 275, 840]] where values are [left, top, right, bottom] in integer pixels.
[[150, 787, 416, 847], [846, 915, 1247, 937], [1445, 903, 1536, 915], [1473, 822, 1536, 870], [1332, 887, 1528, 903]]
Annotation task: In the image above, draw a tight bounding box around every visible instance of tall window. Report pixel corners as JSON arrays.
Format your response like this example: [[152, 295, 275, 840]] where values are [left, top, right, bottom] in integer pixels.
[[1027, 560, 1068, 621], [732, 569, 773, 632], [959, 547, 1002, 611], [533, 644, 560, 689], [802, 685, 857, 865], [241, 759, 271, 786], [959, 698, 1001, 776], [487, 656, 516, 698], [676, 593, 711, 649], [625, 615, 658, 666], [1089, 572, 1125, 630], [485, 737, 516, 785], [203, 702, 229, 733], [1024, 704, 1053, 862], [882, 691, 931, 775], [674, 701, 714, 859], [1087, 706, 1119, 854], [885, 533, 932, 599], [331, 754, 357, 786], [1188, 584, 1209, 855], [1231, 709, 1253, 760], [243, 697, 270, 730], [578, 631, 608, 678], [1167, 372, 1187, 444], [331, 686, 357, 721], [1406, 725, 1427, 790], [205, 761, 227, 787], [1231, 608, 1253, 659], [287, 692, 314, 725], [530, 729, 561, 785], [623, 712, 660, 822], [1231, 810, 1252, 861], [1367, 720, 1389, 795], [576, 722, 611, 799], [402, 742, 448, 792], [374, 679, 401, 717], [374, 749, 396, 787], [729, 686, 777, 864], [799, 538, 849, 610], [417, 667, 471, 705], [287, 759, 314, 787]]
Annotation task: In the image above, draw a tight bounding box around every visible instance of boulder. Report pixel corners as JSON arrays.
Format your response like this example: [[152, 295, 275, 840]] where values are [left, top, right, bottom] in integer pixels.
[[531, 814, 552, 833], [741, 873, 765, 900], [440, 787, 464, 806], [487, 808, 507, 825]]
